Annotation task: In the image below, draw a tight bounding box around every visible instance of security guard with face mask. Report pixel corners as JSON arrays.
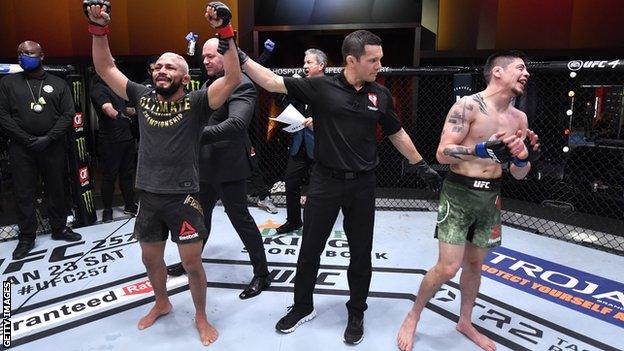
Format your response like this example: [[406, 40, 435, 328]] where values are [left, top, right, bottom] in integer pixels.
[[0, 40, 82, 260]]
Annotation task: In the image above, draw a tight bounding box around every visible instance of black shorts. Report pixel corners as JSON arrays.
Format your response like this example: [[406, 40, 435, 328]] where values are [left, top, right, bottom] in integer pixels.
[[133, 191, 207, 244]]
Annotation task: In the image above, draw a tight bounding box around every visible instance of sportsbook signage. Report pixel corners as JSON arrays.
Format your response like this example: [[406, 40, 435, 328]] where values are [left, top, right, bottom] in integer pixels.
[[483, 246, 624, 328]]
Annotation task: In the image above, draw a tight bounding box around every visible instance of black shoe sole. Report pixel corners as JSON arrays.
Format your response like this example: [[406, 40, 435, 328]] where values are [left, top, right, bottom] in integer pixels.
[[343, 335, 364, 345], [275, 224, 303, 234], [239, 281, 271, 300], [275, 310, 316, 333]]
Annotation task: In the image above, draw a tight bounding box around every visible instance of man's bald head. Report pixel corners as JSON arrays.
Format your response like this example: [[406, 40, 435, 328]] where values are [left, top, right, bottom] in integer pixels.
[[157, 52, 189, 74], [17, 40, 43, 58], [203, 38, 220, 52], [202, 38, 224, 77]]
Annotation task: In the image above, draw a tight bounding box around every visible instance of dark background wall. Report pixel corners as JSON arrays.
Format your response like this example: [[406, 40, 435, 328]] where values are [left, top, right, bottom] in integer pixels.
[[1, 0, 623, 63]]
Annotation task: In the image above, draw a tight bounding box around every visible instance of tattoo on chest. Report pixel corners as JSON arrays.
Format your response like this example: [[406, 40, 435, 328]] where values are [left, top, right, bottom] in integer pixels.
[[472, 93, 488, 115]]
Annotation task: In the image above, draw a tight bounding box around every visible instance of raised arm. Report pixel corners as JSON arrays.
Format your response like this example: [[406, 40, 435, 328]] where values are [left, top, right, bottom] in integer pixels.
[[240, 56, 287, 94], [201, 79, 255, 144], [84, 1, 129, 100], [204, 2, 241, 110]]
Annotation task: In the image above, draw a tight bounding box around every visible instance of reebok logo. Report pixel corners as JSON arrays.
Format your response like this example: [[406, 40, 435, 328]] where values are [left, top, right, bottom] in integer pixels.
[[473, 180, 491, 189], [179, 221, 198, 241]]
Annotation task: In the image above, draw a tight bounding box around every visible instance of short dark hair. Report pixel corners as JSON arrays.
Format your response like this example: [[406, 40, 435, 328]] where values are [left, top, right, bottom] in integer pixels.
[[341, 30, 382, 63], [483, 50, 528, 83]]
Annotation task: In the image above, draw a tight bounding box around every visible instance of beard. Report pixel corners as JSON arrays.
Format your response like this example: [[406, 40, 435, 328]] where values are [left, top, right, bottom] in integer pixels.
[[155, 80, 182, 97], [512, 85, 524, 96]]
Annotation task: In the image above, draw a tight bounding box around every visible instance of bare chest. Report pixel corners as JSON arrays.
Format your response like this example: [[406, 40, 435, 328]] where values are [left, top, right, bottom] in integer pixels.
[[467, 111, 522, 143]]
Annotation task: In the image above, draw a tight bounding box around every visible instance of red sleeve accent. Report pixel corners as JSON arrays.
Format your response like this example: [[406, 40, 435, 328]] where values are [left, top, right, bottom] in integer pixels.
[[215, 24, 234, 39], [88, 24, 110, 36]]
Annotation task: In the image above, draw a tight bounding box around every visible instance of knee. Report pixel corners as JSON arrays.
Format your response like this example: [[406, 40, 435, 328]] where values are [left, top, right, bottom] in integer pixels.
[[435, 263, 461, 281], [141, 253, 161, 269], [462, 256, 483, 272], [182, 257, 204, 275]]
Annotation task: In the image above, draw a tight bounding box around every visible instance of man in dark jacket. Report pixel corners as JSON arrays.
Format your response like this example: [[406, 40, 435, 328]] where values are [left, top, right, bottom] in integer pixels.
[[90, 73, 137, 222], [0, 40, 82, 260], [275, 48, 327, 234], [168, 38, 271, 299]]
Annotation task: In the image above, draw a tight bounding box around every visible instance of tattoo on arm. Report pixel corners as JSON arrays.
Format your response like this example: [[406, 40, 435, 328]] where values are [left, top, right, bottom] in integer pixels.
[[443, 146, 473, 160], [447, 100, 472, 133], [472, 93, 488, 115]]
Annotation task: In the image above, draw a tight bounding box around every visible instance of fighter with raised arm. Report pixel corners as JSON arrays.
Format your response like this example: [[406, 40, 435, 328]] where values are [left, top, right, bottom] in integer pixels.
[[84, 0, 240, 345], [234, 30, 441, 344], [396, 50, 541, 351]]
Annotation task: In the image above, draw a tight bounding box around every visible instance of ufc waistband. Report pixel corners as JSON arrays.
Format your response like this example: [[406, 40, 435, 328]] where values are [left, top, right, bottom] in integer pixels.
[[446, 172, 501, 192]]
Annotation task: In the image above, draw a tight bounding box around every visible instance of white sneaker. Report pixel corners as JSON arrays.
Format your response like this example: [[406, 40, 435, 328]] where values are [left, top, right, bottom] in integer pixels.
[[257, 198, 278, 214]]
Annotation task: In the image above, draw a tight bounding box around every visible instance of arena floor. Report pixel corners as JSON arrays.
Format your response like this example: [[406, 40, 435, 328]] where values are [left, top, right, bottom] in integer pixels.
[[1, 207, 622, 351]]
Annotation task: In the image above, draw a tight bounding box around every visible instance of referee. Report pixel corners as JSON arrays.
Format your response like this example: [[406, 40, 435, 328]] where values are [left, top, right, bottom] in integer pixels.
[[238, 30, 442, 344]]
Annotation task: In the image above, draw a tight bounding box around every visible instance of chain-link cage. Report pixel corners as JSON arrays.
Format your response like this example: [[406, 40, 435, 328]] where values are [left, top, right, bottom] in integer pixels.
[[2, 60, 622, 255], [251, 62, 624, 255]]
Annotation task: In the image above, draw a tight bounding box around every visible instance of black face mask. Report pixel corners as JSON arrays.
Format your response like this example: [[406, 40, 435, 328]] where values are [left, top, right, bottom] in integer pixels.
[[155, 80, 181, 97]]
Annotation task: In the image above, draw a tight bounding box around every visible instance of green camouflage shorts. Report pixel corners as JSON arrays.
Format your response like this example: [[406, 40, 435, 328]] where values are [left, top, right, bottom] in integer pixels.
[[434, 173, 502, 248]]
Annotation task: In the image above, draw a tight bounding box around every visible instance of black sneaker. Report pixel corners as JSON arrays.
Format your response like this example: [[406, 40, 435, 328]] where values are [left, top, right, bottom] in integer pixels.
[[343, 313, 364, 345], [102, 208, 113, 223], [124, 204, 138, 216], [275, 305, 316, 333]]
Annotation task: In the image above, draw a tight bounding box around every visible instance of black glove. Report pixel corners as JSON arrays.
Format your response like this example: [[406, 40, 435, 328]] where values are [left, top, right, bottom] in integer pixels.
[[474, 140, 512, 163], [82, 0, 111, 26], [237, 47, 249, 65], [208, 1, 232, 27], [413, 160, 442, 193], [524, 138, 541, 163], [28, 136, 51, 152]]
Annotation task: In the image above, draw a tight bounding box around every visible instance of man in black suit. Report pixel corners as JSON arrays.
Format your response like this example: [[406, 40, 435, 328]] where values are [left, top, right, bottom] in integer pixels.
[[168, 38, 271, 299]]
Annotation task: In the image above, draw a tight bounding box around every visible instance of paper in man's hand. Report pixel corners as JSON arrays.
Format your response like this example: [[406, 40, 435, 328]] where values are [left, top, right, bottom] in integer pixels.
[[269, 104, 306, 133]]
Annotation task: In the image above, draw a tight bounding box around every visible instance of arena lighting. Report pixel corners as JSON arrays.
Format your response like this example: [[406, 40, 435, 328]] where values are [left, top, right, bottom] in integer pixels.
[[566, 109, 573, 116], [568, 90, 575, 97], [563, 146, 570, 153], [570, 71, 577, 78], [563, 128, 571, 136]]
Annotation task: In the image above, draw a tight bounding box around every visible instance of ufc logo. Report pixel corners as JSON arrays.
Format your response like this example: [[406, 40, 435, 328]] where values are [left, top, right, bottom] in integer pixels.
[[473, 180, 490, 189]]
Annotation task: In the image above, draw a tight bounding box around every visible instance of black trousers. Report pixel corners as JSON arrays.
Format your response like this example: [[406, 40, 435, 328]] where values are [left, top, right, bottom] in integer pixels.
[[199, 179, 269, 277], [100, 140, 136, 209], [293, 164, 376, 317], [8, 140, 67, 241], [284, 151, 314, 224], [246, 151, 271, 200]]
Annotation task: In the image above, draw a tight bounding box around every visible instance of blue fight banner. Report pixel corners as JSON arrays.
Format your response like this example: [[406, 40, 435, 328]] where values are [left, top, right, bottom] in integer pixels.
[[483, 246, 624, 328]]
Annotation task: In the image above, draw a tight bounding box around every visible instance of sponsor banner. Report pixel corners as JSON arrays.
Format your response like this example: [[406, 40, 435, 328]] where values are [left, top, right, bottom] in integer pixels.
[[219, 262, 618, 351], [567, 59, 621, 71], [484, 246, 624, 328], [0, 232, 136, 307], [78, 166, 90, 187], [453, 73, 473, 101], [10, 275, 187, 340], [0, 257, 617, 350], [73, 113, 84, 132], [253, 223, 390, 261]]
